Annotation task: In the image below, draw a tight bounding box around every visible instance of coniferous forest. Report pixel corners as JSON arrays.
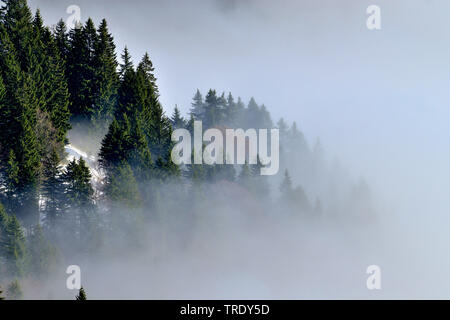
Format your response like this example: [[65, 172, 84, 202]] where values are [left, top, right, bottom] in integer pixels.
[[0, 0, 375, 299]]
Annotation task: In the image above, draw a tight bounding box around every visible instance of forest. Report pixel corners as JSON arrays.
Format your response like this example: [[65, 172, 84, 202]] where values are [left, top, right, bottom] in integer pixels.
[[0, 0, 373, 300]]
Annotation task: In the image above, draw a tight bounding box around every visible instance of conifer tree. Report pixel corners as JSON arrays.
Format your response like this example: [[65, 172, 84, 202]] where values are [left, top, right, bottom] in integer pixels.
[[225, 92, 237, 126], [203, 89, 222, 128], [0, 206, 28, 277], [67, 21, 93, 119], [92, 19, 119, 131], [54, 19, 69, 61], [105, 161, 141, 208], [115, 47, 137, 120], [171, 105, 185, 129], [1, 0, 35, 72], [245, 97, 260, 128], [41, 150, 64, 230], [190, 89, 204, 120], [61, 158, 96, 247], [76, 286, 87, 300], [14, 74, 41, 224]]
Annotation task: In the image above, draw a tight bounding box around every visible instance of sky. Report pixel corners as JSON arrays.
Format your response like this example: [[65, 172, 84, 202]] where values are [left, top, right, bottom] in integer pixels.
[[27, 0, 450, 218]]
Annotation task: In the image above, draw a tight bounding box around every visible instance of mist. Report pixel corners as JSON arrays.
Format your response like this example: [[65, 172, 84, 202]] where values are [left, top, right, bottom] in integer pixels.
[[6, 0, 449, 299]]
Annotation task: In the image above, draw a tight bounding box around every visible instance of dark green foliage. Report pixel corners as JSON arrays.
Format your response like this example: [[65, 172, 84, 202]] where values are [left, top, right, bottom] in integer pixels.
[[41, 150, 64, 230], [76, 286, 87, 300], [61, 158, 97, 249], [91, 19, 119, 131], [54, 19, 69, 60], [107, 162, 141, 206], [0, 205, 28, 278]]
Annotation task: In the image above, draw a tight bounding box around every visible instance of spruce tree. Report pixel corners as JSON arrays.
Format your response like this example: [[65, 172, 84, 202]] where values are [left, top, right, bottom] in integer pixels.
[[67, 22, 90, 119], [189, 89, 204, 120], [225, 92, 237, 126], [0, 206, 28, 278], [1, 0, 35, 72], [41, 150, 64, 230], [92, 19, 119, 131], [61, 158, 96, 247], [171, 105, 185, 129], [54, 19, 69, 61], [203, 89, 221, 128], [14, 74, 41, 224], [76, 286, 87, 300]]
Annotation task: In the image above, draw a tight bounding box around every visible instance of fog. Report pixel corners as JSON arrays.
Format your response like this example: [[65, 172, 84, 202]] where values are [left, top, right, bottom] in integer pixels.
[[19, 0, 450, 299]]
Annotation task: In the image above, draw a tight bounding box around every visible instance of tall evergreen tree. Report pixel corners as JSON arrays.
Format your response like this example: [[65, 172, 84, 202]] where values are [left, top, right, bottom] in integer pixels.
[[54, 19, 69, 61], [92, 19, 119, 131], [203, 89, 222, 128], [0, 205, 28, 278], [171, 105, 185, 129], [61, 158, 96, 249], [189, 89, 204, 120], [41, 150, 64, 230], [14, 74, 41, 224]]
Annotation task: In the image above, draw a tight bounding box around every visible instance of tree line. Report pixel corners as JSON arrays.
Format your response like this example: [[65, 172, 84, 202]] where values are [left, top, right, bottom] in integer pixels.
[[0, 0, 322, 298]]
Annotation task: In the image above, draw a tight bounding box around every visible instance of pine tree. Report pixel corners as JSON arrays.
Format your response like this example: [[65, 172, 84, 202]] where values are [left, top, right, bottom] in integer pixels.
[[99, 117, 131, 169], [105, 161, 141, 208], [189, 89, 204, 120], [0, 206, 28, 278], [224, 92, 237, 126], [67, 21, 91, 119], [1, 0, 35, 72], [76, 286, 87, 300], [203, 89, 222, 128], [171, 105, 185, 129], [41, 150, 64, 230], [5, 149, 19, 213], [245, 97, 260, 129], [54, 19, 69, 61], [115, 47, 137, 120], [61, 158, 96, 247], [14, 74, 41, 224], [91, 19, 119, 131]]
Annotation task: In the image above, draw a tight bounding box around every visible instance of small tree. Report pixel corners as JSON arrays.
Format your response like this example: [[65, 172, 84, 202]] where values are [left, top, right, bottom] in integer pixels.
[[76, 286, 87, 300]]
